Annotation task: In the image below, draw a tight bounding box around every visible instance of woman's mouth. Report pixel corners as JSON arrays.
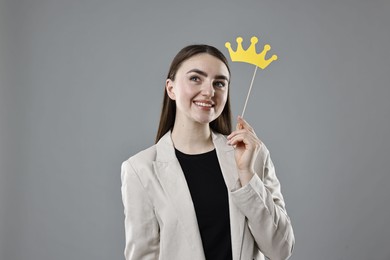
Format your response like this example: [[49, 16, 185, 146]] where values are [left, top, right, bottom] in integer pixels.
[[194, 101, 214, 109]]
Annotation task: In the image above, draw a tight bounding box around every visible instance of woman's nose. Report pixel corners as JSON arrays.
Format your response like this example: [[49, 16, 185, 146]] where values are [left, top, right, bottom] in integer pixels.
[[201, 81, 214, 97]]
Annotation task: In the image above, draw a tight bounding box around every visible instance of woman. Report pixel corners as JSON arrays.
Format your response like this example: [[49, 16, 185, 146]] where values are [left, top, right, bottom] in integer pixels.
[[121, 44, 294, 260]]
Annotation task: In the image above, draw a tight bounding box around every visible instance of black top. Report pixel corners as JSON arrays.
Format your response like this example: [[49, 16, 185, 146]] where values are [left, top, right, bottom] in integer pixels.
[[175, 148, 233, 260]]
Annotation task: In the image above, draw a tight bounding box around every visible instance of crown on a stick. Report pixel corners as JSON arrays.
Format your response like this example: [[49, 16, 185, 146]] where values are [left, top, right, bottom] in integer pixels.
[[225, 36, 278, 69]]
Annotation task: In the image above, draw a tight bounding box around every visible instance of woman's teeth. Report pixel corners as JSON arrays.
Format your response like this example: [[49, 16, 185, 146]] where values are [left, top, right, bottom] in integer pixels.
[[194, 102, 212, 107]]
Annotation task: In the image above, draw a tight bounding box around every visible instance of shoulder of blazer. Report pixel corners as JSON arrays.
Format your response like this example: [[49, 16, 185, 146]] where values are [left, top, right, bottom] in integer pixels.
[[127, 144, 157, 167], [124, 131, 174, 172], [121, 145, 157, 185]]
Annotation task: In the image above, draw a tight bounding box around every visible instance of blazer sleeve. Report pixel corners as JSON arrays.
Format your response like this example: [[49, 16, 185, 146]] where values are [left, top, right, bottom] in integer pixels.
[[230, 145, 295, 260], [121, 159, 160, 260]]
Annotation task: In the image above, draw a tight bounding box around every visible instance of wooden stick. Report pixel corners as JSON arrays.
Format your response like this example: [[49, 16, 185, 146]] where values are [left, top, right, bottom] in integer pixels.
[[241, 66, 258, 117]]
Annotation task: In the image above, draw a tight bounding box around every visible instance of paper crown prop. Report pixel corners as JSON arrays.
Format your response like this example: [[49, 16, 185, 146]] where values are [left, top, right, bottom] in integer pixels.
[[225, 36, 277, 117]]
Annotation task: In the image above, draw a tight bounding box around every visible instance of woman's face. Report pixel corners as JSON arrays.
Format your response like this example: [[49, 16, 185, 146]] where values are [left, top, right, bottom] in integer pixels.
[[166, 53, 230, 126]]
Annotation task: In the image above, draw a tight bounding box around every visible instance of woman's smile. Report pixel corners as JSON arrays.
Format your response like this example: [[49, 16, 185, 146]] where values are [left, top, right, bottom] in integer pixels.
[[193, 100, 215, 110]]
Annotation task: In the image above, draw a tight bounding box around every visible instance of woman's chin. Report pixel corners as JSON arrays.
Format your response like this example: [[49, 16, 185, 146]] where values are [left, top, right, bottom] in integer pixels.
[[194, 116, 217, 125]]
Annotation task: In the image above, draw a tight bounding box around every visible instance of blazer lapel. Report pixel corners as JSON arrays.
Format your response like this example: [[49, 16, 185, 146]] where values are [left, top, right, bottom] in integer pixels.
[[152, 131, 246, 260], [212, 132, 246, 260], [153, 132, 205, 259]]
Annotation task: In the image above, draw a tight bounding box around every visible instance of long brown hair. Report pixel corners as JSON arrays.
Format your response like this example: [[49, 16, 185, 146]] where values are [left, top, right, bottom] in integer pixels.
[[155, 44, 232, 143]]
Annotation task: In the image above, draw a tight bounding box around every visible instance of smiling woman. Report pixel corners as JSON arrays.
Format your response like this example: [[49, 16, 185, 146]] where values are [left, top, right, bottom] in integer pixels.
[[120, 44, 295, 260], [166, 53, 229, 134]]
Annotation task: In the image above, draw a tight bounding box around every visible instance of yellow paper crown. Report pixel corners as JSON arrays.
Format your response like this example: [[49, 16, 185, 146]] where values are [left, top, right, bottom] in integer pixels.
[[225, 36, 278, 69]]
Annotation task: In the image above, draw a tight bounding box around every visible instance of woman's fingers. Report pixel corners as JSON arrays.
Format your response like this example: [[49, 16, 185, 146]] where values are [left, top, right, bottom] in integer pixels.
[[227, 132, 261, 149], [227, 116, 262, 149], [228, 118, 256, 140], [236, 116, 254, 132], [227, 129, 248, 140], [227, 116, 263, 177]]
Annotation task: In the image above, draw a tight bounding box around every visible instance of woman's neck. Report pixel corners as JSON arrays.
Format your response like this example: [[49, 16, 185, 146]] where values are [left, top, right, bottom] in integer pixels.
[[171, 121, 214, 155]]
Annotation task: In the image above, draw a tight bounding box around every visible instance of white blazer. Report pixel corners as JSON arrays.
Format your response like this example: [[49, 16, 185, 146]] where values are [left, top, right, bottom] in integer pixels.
[[121, 131, 294, 260]]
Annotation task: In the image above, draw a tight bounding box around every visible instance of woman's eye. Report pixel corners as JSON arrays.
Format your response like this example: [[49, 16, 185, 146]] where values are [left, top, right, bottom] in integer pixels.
[[214, 81, 225, 88], [190, 76, 200, 82]]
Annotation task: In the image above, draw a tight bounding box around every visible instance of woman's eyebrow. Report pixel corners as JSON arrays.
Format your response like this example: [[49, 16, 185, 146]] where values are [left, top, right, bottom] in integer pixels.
[[215, 75, 229, 82], [186, 69, 208, 77], [186, 69, 229, 82]]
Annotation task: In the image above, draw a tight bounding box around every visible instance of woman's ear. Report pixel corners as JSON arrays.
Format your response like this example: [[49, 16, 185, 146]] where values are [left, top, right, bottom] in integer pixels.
[[166, 79, 176, 100]]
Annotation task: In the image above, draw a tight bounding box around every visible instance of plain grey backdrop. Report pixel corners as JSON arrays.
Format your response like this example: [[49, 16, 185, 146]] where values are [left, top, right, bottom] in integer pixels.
[[1, 0, 389, 259]]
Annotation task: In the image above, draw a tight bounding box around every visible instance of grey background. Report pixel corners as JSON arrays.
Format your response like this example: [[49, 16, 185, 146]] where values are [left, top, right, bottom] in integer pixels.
[[1, 0, 389, 259]]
